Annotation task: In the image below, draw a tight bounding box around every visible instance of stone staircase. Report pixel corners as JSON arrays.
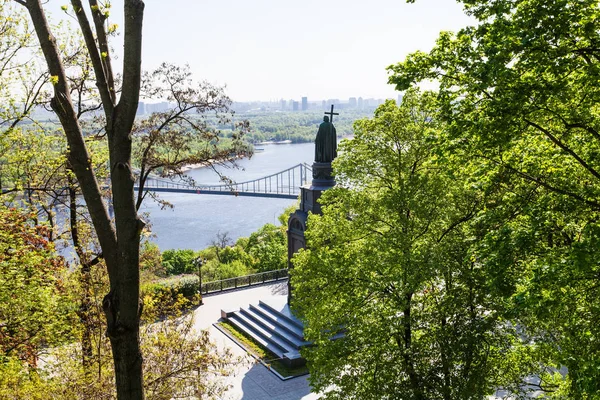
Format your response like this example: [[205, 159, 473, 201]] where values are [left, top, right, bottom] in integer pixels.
[[221, 300, 310, 367]]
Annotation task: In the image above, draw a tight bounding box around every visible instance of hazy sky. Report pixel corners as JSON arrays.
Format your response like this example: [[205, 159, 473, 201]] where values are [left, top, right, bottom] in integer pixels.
[[44, 0, 473, 102]]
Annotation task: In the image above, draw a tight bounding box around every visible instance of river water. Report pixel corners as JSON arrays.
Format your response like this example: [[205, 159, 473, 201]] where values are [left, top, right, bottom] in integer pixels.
[[141, 142, 314, 250]]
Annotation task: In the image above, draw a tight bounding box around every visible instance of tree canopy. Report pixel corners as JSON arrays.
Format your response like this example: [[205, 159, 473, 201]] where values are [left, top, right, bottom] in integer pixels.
[[292, 91, 527, 399]]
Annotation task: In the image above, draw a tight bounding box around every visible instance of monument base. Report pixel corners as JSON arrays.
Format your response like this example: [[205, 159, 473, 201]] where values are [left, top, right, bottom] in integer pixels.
[[311, 162, 335, 187]]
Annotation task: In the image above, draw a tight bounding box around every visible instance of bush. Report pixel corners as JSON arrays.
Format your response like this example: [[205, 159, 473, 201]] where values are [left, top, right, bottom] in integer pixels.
[[140, 241, 165, 278], [245, 223, 286, 272], [202, 259, 254, 282], [162, 249, 196, 275], [141, 275, 200, 317], [219, 245, 254, 266]]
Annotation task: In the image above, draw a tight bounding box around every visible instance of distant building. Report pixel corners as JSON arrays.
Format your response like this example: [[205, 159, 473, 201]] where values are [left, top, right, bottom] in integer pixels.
[[146, 102, 170, 114], [301, 97, 308, 111], [358, 97, 363, 109], [280, 99, 287, 111], [348, 97, 357, 108], [292, 101, 299, 111]]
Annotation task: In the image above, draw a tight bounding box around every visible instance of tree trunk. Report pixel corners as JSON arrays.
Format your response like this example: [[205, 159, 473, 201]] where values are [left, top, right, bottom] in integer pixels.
[[20, 1, 146, 398], [68, 180, 94, 371]]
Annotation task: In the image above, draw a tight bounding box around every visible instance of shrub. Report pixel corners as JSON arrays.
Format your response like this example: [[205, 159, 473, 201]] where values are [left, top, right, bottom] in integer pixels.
[[246, 223, 286, 272], [140, 241, 165, 278], [162, 249, 196, 275], [141, 275, 200, 317]]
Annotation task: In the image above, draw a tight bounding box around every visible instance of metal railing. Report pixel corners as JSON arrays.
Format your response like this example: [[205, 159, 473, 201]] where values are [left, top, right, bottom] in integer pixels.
[[200, 268, 288, 296]]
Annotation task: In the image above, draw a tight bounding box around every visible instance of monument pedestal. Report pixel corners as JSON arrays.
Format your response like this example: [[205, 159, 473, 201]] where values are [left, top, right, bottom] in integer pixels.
[[287, 162, 335, 304]]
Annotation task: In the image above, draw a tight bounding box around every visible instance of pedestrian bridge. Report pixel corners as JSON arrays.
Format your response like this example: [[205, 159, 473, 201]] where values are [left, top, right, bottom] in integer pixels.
[[136, 163, 312, 200]]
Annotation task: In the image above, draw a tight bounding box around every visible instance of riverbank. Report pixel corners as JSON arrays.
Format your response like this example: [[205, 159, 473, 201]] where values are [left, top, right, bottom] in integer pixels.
[[178, 153, 248, 173]]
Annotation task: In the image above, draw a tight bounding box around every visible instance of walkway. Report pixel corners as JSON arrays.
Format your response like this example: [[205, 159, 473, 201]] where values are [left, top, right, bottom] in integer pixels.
[[192, 281, 319, 400]]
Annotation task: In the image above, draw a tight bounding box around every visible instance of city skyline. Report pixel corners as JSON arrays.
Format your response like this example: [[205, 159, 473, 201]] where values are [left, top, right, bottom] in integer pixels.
[[40, 0, 474, 102]]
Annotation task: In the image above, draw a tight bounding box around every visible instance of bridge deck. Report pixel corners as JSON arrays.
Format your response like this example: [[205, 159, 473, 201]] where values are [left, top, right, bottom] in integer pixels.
[[137, 186, 300, 199], [139, 163, 311, 199]]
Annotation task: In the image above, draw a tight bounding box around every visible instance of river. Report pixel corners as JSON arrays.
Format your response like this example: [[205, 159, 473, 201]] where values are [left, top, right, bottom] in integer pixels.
[[141, 142, 315, 250]]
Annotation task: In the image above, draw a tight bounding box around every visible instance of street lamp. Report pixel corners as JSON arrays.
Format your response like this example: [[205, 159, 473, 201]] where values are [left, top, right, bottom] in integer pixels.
[[194, 257, 206, 306]]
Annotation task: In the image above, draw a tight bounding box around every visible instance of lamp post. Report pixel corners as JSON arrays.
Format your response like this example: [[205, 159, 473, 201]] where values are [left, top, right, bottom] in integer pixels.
[[195, 257, 206, 305]]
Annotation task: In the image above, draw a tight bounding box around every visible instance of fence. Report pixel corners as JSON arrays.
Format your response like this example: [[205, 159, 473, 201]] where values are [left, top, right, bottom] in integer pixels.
[[200, 268, 289, 296]]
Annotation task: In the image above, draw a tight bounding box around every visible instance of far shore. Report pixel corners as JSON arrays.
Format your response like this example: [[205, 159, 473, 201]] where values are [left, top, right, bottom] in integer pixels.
[[178, 154, 247, 173]]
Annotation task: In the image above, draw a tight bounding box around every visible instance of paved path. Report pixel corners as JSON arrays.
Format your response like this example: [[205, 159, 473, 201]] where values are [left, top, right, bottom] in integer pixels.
[[191, 281, 319, 400]]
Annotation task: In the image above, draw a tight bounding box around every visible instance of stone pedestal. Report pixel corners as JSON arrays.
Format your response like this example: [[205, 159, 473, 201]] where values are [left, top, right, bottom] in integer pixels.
[[287, 162, 335, 303], [311, 162, 335, 187]]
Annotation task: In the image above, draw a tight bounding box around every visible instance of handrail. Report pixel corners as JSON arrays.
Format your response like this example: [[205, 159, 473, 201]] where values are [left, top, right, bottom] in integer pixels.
[[200, 268, 289, 296]]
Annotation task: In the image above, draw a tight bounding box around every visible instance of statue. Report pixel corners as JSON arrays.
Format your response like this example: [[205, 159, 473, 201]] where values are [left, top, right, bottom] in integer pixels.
[[314, 115, 337, 163]]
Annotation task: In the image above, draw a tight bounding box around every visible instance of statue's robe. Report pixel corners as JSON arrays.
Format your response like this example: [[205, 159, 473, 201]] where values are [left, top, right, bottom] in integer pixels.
[[315, 121, 337, 163]]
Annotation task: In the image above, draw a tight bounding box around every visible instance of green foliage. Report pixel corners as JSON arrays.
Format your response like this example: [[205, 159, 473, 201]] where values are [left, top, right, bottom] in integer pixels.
[[0, 205, 75, 365], [3, 296, 238, 400], [140, 241, 165, 279], [142, 275, 200, 311], [219, 245, 253, 266], [291, 92, 520, 399], [388, 0, 600, 396], [161, 249, 197, 275], [246, 223, 286, 272], [202, 259, 253, 282]]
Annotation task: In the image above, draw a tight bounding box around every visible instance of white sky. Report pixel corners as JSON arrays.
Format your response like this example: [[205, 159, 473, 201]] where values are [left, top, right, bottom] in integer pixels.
[[43, 0, 473, 102]]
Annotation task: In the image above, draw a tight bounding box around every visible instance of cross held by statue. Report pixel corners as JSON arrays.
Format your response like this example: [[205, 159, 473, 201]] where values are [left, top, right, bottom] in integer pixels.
[[325, 104, 339, 123]]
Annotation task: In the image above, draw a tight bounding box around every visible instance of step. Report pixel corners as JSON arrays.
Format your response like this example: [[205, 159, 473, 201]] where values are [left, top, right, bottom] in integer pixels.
[[230, 311, 296, 356], [248, 304, 306, 342], [227, 314, 287, 358], [239, 307, 307, 349], [258, 300, 305, 330]]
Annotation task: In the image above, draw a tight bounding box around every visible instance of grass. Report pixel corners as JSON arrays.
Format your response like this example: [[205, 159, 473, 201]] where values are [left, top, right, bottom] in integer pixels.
[[218, 320, 309, 378]]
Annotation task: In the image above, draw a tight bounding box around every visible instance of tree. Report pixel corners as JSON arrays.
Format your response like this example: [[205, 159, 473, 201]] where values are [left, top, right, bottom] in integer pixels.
[[133, 62, 251, 210], [0, 205, 73, 367], [388, 0, 600, 395], [291, 92, 516, 399], [0, 0, 50, 135], [246, 223, 286, 272], [13, 0, 147, 398]]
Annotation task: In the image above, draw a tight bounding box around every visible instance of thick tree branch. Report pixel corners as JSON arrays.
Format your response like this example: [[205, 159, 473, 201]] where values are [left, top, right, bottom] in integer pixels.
[[70, 0, 115, 116], [115, 0, 144, 136], [22, 0, 118, 285], [482, 155, 600, 210], [88, 0, 116, 104], [524, 118, 600, 182]]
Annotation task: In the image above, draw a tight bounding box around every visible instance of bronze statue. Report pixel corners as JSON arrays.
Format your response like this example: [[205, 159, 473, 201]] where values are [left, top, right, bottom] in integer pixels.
[[314, 115, 337, 163]]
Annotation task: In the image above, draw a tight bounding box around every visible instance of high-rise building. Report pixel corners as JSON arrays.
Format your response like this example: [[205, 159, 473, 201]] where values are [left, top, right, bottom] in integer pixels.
[[348, 97, 357, 108], [301, 97, 308, 111], [292, 101, 299, 111], [358, 97, 364, 109], [280, 99, 287, 111]]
